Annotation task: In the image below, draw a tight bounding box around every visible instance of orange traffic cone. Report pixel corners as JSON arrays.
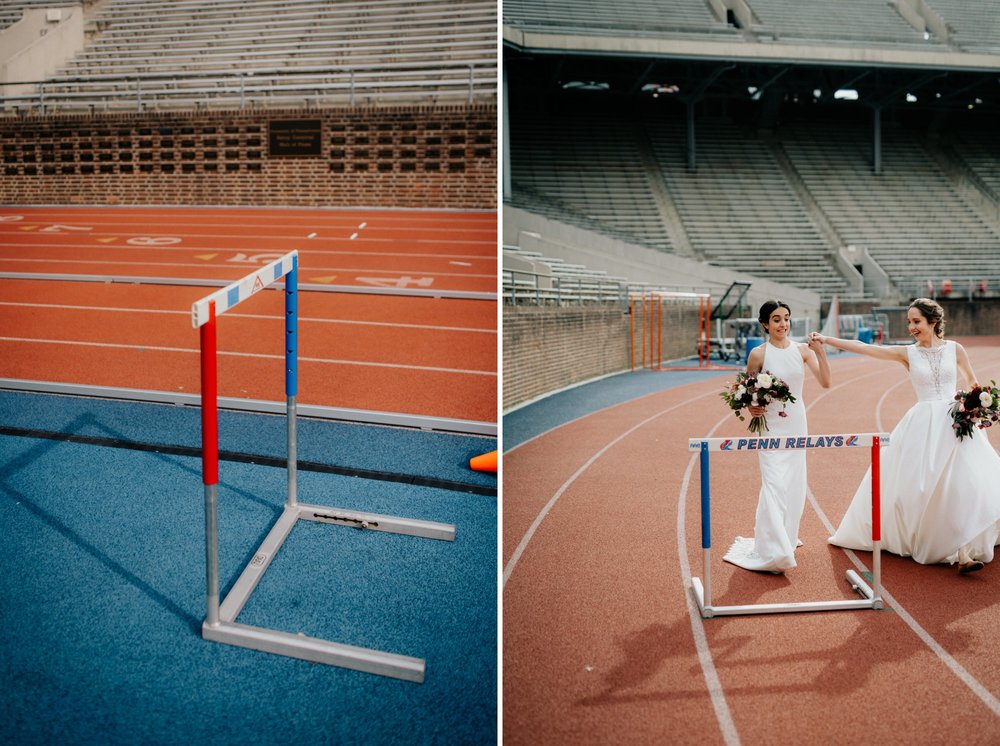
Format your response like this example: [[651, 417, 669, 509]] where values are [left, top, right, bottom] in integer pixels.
[[469, 450, 497, 473]]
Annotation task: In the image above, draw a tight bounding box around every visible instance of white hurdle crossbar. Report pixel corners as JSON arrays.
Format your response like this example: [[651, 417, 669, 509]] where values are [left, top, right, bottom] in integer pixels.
[[193, 250, 455, 683], [687, 433, 889, 617]]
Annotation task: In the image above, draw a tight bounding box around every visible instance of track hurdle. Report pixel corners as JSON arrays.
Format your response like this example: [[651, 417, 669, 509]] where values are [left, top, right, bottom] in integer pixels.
[[629, 291, 712, 370], [193, 250, 455, 683], [687, 433, 888, 617]]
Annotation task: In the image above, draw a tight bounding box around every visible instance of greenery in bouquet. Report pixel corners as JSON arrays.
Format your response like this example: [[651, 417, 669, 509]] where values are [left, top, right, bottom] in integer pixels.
[[950, 380, 1000, 441], [720, 370, 797, 435]]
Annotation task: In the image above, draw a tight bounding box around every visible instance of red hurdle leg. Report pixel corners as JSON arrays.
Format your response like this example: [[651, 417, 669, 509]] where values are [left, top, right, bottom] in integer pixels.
[[200, 301, 220, 627]]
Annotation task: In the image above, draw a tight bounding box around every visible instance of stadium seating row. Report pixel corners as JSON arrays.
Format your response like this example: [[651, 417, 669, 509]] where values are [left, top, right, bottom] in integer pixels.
[[509, 110, 1000, 302], [1, 0, 496, 110], [503, 0, 1000, 52]]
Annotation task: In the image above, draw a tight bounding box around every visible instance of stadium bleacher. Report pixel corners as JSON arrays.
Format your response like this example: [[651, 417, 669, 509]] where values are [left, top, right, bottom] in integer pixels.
[[503, 0, 1000, 306], [747, 0, 939, 47], [502, 0, 741, 39], [782, 121, 1000, 298], [1, 0, 497, 110], [509, 112, 675, 252]]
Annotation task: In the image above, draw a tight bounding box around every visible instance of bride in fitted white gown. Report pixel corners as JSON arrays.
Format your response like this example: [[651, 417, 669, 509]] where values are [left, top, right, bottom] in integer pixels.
[[818, 298, 1000, 569], [723, 301, 831, 573]]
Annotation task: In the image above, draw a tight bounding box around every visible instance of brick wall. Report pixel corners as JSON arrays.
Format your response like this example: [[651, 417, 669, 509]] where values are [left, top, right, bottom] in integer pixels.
[[0, 104, 496, 209], [503, 301, 705, 410]]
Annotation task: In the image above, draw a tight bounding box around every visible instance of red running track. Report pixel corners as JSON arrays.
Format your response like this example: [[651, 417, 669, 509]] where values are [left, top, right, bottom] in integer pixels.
[[0, 205, 495, 293], [0, 207, 496, 425], [503, 340, 1000, 743]]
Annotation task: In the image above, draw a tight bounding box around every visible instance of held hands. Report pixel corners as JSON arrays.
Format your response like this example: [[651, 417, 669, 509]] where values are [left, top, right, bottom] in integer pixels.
[[808, 332, 825, 347], [748, 405, 766, 417]]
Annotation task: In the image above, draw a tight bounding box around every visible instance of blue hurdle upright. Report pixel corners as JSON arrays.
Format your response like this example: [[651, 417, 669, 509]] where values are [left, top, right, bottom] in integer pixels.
[[687, 433, 889, 617]]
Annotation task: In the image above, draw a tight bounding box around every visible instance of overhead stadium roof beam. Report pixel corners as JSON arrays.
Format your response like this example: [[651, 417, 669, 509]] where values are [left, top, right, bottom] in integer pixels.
[[872, 71, 948, 107], [683, 62, 737, 101], [749, 66, 790, 98], [629, 60, 658, 95]]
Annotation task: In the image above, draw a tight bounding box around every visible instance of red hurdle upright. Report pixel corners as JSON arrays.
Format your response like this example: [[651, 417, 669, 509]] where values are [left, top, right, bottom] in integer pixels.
[[193, 250, 456, 682]]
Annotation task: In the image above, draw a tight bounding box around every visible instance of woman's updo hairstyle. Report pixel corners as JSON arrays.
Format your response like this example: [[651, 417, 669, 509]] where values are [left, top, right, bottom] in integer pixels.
[[909, 297, 946, 338], [757, 299, 791, 335]]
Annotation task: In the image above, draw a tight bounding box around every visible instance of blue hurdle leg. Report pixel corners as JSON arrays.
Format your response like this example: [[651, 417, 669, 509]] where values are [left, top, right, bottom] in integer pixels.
[[285, 258, 298, 508], [700, 442, 712, 610]]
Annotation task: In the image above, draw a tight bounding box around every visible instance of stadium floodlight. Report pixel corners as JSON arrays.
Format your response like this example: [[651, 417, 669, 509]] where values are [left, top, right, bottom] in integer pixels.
[[642, 83, 679, 97], [906, 93, 917, 103], [561, 81, 609, 91], [834, 88, 859, 101], [813, 89, 822, 99]]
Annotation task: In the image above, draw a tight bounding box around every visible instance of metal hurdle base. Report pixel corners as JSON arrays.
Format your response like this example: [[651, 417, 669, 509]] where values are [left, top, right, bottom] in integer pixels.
[[687, 434, 889, 619], [202, 502, 455, 683], [690, 569, 883, 618]]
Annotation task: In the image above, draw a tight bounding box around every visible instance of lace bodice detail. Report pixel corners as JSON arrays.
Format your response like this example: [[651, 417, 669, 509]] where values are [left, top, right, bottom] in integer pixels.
[[907, 341, 957, 402]]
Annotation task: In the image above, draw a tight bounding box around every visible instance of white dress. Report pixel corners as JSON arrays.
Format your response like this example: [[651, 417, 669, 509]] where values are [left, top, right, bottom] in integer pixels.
[[723, 341, 808, 573], [829, 341, 1000, 565]]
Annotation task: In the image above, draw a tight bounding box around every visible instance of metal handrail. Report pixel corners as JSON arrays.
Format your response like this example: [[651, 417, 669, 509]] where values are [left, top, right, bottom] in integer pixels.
[[0, 64, 496, 113]]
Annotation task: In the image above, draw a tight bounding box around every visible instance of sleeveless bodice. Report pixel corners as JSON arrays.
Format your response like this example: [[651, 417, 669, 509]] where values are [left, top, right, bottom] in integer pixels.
[[761, 341, 805, 401], [906, 341, 956, 402], [723, 339, 809, 572]]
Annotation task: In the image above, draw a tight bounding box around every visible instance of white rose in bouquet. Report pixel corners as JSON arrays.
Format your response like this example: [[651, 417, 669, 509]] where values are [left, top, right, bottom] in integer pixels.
[[756, 373, 773, 389], [981, 391, 994, 408]]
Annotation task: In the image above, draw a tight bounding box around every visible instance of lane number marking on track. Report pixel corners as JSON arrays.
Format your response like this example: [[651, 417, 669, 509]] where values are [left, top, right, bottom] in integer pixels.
[[38, 224, 93, 233], [355, 276, 435, 288], [228, 252, 286, 263], [127, 236, 182, 246]]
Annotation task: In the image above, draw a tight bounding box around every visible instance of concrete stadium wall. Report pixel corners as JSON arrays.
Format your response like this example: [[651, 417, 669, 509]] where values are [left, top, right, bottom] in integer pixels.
[[0, 8, 85, 99], [503, 301, 704, 411], [504, 205, 822, 328], [0, 103, 496, 209]]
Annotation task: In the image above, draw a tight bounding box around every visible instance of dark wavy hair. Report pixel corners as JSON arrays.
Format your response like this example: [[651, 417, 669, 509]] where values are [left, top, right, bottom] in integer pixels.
[[909, 297, 946, 338], [757, 299, 791, 335]]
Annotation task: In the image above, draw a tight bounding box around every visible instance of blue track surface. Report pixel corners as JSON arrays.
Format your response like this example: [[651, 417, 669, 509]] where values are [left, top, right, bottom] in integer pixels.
[[0, 391, 496, 745], [503, 368, 734, 451]]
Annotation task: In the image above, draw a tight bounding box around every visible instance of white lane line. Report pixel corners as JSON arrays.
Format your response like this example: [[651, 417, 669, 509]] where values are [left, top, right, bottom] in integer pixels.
[[0, 301, 495, 334], [0, 257, 495, 278], [677, 412, 742, 746], [0, 241, 493, 259], [805, 360, 1000, 717], [503, 389, 719, 586], [670, 367, 902, 745], [0, 337, 495, 377], [807, 488, 1000, 718], [501, 388, 742, 743], [874, 377, 908, 432]]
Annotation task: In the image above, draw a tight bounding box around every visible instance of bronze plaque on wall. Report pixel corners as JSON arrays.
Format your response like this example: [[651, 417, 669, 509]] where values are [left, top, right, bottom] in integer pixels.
[[269, 120, 322, 157]]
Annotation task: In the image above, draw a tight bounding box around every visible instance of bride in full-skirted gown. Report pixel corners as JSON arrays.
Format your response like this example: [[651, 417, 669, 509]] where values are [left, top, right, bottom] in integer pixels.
[[723, 300, 831, 573], [815, 298, 1000, 572]]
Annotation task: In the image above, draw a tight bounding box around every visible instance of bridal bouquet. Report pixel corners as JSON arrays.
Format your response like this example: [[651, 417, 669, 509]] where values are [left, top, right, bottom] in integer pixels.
[[950, 380, 1000, 441], [720, 370, 797, 435]]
